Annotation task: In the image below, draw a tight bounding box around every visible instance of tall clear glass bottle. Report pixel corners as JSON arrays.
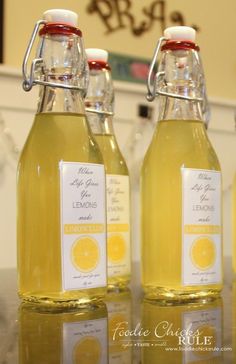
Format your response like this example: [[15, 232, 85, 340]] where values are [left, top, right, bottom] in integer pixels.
[[17, 10, 107, 305], [141, 26, 223, 301], [85, 49, 131, 289], [123, 104, 154, 264], [124, 104, 154, 187]]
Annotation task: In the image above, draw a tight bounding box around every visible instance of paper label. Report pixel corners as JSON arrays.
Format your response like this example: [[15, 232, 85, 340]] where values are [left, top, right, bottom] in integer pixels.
[[182, 168, 222, 286], [63, 317, 108, 363], [106, 175, 131, 277], [60, 162, 107, 291]]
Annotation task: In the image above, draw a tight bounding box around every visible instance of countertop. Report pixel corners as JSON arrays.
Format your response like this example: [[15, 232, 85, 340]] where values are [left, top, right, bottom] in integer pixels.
[[0, 261, 235, 363]]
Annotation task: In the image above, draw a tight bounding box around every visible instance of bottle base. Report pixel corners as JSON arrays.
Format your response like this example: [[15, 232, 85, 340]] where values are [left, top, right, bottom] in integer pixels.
[[19, 299, 107, 315], [18, 287, 107, 308], [143, 285, 222, 304], [108, 275, 130, 291]]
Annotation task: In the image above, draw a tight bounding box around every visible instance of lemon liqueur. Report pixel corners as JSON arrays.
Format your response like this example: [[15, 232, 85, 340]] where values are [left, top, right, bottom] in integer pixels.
[[141, 26, 223, 301], [85, 49, 131, 288], [17, 10, 107, 305]]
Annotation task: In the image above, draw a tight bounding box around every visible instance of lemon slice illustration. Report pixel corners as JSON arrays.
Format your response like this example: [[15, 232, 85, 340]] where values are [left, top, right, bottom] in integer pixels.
[[73, 336, 101, 364], [108, 234, 126, 263], [71, 237, 99, 272], [191, 237, 216, 270]]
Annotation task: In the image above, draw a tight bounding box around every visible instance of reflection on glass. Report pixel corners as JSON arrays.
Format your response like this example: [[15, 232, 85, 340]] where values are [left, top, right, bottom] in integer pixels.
[[141, 299, 223, 364], [105, 288, 132, 363], [18, 302, 108, 364]]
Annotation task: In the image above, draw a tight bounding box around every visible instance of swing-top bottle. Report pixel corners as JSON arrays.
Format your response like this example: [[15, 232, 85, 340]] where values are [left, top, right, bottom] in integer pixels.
[[142, 26, 223, 301], [85, 48, 131, 289], [17, 9, 107, 305]]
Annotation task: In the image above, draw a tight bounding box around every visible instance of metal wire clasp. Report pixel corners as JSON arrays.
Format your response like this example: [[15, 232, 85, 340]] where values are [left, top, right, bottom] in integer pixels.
[[146, 37, 203, 103], [147, 37, 166, 102], [22, 20, 46, 92], [85, 108, 114, 116]]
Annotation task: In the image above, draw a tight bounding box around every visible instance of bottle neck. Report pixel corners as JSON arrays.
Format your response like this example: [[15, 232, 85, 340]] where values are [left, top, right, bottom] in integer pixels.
[[157, 46, 204, 122], [86, 112, 115, 135], [158, 97, 203, 121], [85, 64, 114, 134], [35, 30, 88, 114], [37, 86, 85, 114]]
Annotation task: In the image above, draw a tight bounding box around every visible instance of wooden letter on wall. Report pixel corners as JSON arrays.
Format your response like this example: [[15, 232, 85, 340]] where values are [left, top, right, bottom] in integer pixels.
[[87, 0, 114, 33], [86, 0, 199, 37]]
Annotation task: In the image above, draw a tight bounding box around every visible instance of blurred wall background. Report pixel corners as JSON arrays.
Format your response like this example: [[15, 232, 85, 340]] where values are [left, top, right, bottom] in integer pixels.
[[4, 0, 236, 99]]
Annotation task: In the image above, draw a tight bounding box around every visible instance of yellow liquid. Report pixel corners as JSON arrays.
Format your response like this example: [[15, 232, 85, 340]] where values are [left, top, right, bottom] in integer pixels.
[[141, 298, 223, 364], [95, 133, 131, 288], [17, 112, 106, 305], [141, 119, 223, 301], [19, 301, 108, 364], [232, 174, 236, 274]]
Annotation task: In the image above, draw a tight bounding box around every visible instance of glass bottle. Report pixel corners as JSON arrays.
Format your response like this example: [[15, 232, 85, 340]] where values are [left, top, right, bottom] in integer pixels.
[[141, 26, 223, 301], [124, 104, 154, 187], [85, 48, 131, 289], [19, 302, 108, 363], [123, 104, 154, 263], [17, 10, 107, 305]]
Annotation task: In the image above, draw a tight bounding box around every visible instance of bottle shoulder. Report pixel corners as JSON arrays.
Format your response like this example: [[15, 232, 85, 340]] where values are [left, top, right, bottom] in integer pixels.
[[18, 112, 104, 166], [143, 119, 221, 172], [94, 133, 129, 175]]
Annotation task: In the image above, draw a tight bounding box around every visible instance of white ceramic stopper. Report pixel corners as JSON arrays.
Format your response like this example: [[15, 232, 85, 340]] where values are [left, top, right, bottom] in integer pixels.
[[164, 26, 196, 42], [86, 48, 108, 62], [43, 9, 78, 27]]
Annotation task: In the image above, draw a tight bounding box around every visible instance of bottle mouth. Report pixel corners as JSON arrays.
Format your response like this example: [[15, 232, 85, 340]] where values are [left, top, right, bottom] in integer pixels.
[[88, 60, 111, 71], [161, 40, 199, 52], [39, 22, 82, 37]]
